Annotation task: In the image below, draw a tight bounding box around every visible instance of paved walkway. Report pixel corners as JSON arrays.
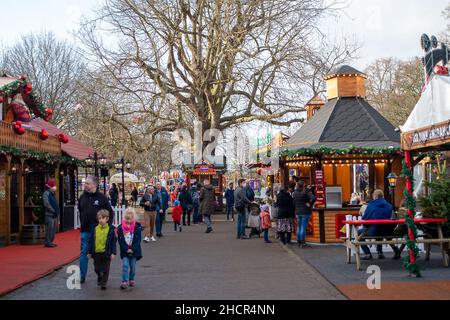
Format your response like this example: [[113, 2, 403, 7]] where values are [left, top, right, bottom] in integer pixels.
[[2, 221, 344, 300], [288, 244, 450, 300]]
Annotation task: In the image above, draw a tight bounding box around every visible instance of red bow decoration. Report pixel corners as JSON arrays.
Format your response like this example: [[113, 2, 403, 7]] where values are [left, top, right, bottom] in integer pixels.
[[434, 65, 449, 76], [13, 121, 26, 135], [44, 108, 53, 122], [57, 133, 69, 144], [40, 129, 49, 140], [24, 83, 33, 94]]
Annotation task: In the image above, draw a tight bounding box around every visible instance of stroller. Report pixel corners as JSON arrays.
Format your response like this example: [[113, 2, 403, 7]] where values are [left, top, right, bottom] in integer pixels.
[[247, 202, 262, 238]]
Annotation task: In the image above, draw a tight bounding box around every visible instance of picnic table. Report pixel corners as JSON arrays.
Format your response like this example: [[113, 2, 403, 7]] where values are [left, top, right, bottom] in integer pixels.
[[344, 218, 450, 271]]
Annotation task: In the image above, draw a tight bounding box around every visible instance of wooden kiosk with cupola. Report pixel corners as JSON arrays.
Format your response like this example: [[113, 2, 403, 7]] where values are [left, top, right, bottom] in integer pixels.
[[280, 65, 405, 244], [1, 75, 94, 246]]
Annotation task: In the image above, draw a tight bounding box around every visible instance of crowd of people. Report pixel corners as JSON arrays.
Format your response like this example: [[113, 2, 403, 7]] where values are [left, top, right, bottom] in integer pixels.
[[39, 172, 406, 291]]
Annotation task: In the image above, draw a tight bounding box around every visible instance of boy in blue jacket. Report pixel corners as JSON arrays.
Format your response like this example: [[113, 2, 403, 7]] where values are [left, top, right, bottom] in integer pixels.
[[88, 210, 117, 290], [359, 190, 401, 260]]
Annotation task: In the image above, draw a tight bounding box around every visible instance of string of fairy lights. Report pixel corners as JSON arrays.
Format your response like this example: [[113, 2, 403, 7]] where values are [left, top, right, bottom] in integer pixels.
[[286, 159, 389, 168]]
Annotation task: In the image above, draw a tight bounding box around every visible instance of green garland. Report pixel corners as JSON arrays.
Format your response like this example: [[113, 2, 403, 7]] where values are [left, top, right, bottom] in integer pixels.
[[281, 145, 402, 158], [0, 144, 84, 166], [0, 77, 51, 120], [401, 160, 422, 277]]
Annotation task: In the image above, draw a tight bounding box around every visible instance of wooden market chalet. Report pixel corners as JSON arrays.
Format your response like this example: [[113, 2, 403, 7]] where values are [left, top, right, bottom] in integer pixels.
[[0, 74, 94, 246], [279, 65, 405, 244]]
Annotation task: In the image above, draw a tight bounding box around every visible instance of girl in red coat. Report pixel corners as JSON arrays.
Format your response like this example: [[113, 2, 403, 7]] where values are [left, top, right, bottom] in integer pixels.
[[172, 201, 182, 232]]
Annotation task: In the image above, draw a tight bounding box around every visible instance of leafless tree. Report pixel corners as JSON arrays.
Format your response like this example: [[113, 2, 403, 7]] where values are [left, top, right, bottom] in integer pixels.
[[365, 57, 424, 127], [0, 31, 86, 132], [78, 0, 356, 137]]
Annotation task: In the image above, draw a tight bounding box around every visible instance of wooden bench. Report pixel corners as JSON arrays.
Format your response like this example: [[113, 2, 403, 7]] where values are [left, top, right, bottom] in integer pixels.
[[344, 218, 450, 271]]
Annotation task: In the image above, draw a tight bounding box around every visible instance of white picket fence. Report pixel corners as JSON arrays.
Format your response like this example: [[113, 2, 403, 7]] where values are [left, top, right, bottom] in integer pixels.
[[112, 206, 126, 227], [73, 205, 126, 229]]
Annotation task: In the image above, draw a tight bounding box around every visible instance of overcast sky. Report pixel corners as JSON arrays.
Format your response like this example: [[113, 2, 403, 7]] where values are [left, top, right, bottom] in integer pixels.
[[0, 0, 448, 69]]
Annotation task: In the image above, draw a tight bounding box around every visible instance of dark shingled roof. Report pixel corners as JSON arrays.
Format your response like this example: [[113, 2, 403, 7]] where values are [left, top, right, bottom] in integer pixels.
[[325, 65, 366, 78], [284, 97, 400, 151]]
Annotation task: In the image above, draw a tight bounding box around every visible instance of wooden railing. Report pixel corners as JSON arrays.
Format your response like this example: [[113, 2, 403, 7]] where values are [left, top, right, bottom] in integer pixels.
[[0, 121, 61, 155]]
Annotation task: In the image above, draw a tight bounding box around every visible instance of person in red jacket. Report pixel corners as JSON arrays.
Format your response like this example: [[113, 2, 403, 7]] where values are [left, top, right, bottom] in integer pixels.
[[172, 201, 182, 232]]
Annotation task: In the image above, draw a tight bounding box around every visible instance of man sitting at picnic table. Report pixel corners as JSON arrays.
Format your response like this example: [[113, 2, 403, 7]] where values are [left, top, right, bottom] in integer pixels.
[[359, 189, 402, 261]]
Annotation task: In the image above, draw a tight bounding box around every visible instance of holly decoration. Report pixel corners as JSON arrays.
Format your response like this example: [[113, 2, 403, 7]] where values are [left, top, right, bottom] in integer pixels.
[[0, 145, 83, 166], [40, 129, 49, 141], [281, 145, 402, 158], [401, 151, 421, 277]]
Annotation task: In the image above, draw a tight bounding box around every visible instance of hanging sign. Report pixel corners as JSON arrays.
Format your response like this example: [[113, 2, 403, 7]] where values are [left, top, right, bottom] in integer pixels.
[[314, 170, 326, 208]]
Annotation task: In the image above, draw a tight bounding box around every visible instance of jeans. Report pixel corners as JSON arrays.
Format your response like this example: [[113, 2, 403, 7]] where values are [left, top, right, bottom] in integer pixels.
[[359, 226, 402, 255], [122, 256, 137, 282], [237, 210, 246, 238], [182, 208, 191, 226], [193, 205, 200, 224], [80, 232, 91, 280], [204, 215, 212, 229], [226, 205, 234, 220], [45, 215, 56, 246], [297, 215, 311, 242], [263, 229, 269, 242], [156, 210, 165, 235]]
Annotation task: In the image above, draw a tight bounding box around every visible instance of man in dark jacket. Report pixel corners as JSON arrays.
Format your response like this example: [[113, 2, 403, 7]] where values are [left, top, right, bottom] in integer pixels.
[[155, 182, 170, 237], [359, 189, 399, 260], [224, 183, 235, 221], [179, 185, 193, 226], [234, 179, 253, 239], [78, 176, 114, 283], [200, 180, 215, 233], [43, 178, 59, 248], [191, 186, 201, 224], [109, 183, 119, 207], [140, 186, 161, 243]]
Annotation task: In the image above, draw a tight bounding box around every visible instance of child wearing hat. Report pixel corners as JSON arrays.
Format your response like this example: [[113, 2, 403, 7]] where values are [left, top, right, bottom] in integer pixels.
[[260, 205, 272, 244], [172, 200, 182, 232]]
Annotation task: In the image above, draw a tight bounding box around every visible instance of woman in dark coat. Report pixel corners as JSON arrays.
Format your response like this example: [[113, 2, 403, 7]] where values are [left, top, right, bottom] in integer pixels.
[[292, 182, 316, 248], [276, 185, 295, 245], [178, 185, 193, 226], [200, 180, 215, 233]]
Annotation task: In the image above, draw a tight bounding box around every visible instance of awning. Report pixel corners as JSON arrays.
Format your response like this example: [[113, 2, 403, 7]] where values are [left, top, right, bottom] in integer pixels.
[[401, 75, 450, 150], [29, 118, 94, 160]]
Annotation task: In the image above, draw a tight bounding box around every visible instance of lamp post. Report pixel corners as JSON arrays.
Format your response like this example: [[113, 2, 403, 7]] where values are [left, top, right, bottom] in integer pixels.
[[85, 152, 99, 179], [99, 155, 108, 195], [115, 157, 132, 207], [387, 172, 398, 212]]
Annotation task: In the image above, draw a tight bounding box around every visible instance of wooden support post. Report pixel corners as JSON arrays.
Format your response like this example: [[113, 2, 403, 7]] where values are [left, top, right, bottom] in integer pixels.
[[5, 155, 11, 246], [19, 159, 25, 232], [319, 209, 326, 244]]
